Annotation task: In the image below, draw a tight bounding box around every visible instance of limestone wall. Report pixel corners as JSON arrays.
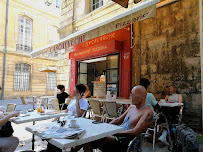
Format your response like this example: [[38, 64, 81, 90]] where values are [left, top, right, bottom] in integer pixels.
[[0, 51, 57, 99], [132, 0, 201, 130], [0, 0, 59, 99]]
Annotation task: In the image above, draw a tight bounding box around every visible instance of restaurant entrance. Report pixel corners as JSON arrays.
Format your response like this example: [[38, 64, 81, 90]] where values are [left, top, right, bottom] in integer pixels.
[[69, 25, 132, 98], [77, 54, 119, 96]]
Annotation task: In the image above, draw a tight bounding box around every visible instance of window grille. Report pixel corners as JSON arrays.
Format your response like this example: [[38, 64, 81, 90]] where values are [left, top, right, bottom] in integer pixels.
[[47, 72, 56, 90], [14, 63, 31, 91], [92, 0, 103, 11], [17, 16, 32, 52]]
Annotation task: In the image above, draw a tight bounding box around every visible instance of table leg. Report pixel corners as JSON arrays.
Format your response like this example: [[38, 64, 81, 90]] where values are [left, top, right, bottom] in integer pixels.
[[33, 97, 35, 110], [47, 98, 49, 109], [32, 121, 35, 150]]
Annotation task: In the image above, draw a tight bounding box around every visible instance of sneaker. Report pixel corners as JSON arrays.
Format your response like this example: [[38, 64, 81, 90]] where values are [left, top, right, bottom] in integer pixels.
[[158, 136, 169, 146]]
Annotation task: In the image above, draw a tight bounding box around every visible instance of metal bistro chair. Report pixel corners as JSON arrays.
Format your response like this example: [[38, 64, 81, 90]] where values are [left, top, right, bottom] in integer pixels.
[[88, 99, 105, 122], [177, 105, 184, 124], [127, 133, 151, 152], [147, 113, 172, 150]]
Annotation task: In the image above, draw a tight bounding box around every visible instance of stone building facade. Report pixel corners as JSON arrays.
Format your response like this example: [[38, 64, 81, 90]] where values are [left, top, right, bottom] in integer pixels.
[[0, 0, 60, 99], [57, 0, 201, 130], [32, 0, 202, 130]]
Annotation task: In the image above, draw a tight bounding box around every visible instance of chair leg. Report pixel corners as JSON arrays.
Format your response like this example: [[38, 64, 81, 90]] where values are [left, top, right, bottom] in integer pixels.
[[153, 125, 157, 150]]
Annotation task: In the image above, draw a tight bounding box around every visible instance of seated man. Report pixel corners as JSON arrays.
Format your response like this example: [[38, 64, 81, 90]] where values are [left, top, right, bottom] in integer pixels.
[[72, 85, 153, 152]]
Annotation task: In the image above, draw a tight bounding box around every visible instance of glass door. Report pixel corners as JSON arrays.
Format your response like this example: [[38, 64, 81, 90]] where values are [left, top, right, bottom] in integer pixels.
[[78, 62, 88, 84], [106, 54, 119, 96], [87, 63, 96, 96], [78, 62, 96, 96]]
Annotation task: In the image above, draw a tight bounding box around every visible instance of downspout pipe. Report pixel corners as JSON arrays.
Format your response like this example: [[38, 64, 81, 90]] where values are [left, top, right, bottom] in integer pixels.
[[1, 0, 9, 100]]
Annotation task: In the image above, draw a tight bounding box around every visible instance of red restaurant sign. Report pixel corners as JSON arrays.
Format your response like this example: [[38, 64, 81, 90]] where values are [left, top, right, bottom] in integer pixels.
[[69, 40, 123, 60]]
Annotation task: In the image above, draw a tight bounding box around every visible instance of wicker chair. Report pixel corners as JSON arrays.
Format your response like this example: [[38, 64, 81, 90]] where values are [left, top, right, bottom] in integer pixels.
[[97, 96, 106, 99], [103, 101, 118, 122], [20, 97, 36, 110], [49, 98, 60, 111], [88, 100, 105, 122], [6, 103, 16, 113]]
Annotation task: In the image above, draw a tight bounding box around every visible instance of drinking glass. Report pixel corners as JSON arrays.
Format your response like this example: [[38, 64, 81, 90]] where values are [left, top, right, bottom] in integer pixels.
[[68, 111, 75, 120]]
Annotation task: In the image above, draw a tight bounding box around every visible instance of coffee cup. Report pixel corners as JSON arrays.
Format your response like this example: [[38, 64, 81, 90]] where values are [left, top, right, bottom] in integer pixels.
[[70, 119, 77, 127]]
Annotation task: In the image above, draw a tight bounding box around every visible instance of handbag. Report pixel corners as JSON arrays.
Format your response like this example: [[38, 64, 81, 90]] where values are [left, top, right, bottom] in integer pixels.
[[0, 121, 14, 137]]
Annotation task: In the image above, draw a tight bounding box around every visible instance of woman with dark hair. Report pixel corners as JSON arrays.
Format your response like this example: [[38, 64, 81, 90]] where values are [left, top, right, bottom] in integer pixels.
[[65, 84, 88, 117], [57, 85, 69, 110]]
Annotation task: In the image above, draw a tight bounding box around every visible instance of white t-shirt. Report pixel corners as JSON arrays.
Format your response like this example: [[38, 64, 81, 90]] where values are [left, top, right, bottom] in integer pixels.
[[67, 98, 88, 117]]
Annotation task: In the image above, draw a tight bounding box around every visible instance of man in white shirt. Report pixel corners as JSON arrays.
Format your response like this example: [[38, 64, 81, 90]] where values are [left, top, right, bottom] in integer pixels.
[[67, 97, 88, 117]]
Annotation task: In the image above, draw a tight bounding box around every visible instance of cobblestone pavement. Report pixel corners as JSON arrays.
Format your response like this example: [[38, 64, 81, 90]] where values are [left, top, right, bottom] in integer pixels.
[[0, 99, 199, 152]]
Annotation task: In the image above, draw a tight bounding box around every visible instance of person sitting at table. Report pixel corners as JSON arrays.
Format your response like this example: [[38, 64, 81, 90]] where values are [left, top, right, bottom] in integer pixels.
[[158, 85, 183, 145], [46, 84, 89, 152], [71, 85, 153, 152], [165, 85, 183, 103], [83, 84, 91, 98], [139, 78, 160, 115], [0, 110, 20, 152], [64, 83, 89, 117], [57, 85, 70, 110]]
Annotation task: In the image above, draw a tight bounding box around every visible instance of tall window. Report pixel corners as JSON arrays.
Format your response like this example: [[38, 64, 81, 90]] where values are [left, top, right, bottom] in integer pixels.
[[92, 0, 103, 11], [17, 16, 32, 52], [14, 63, 31, 91], [47, 72, 56, 90]]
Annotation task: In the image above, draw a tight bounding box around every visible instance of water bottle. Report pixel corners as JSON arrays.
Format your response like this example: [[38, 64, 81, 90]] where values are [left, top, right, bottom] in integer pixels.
[[106, 91, 111, 100]]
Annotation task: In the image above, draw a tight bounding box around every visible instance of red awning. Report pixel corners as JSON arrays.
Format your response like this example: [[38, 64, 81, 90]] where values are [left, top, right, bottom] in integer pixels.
[[69, 40, 123, 60]]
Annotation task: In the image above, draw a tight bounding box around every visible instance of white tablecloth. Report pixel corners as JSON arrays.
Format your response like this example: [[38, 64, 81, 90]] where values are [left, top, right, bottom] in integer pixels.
[[159, 102, 184, 107]]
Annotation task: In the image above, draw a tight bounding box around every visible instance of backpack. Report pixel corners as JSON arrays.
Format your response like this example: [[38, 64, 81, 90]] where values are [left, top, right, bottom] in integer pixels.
[[173, 124, 199, 152]]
